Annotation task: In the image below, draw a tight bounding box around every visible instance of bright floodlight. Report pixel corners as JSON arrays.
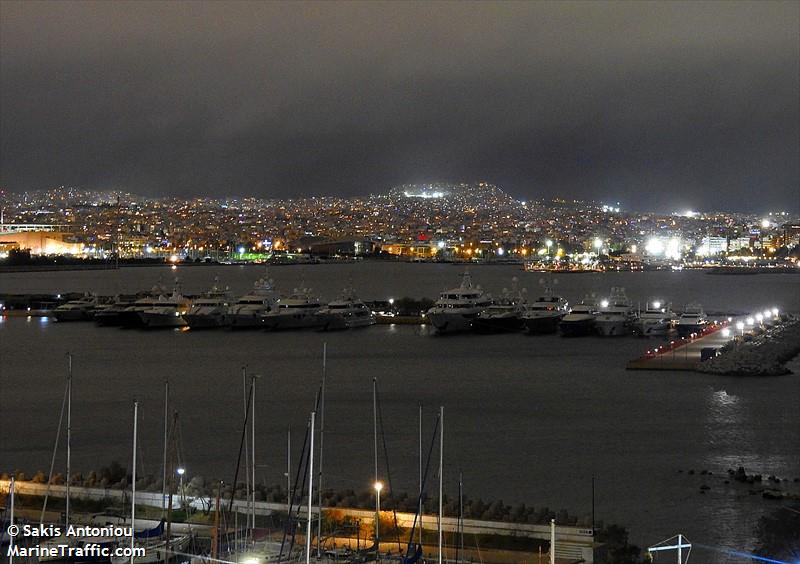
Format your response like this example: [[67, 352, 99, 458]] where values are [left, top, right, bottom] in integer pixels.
[[545, 239, 553, 248], [746, 317, 754, 325], [645, 238, 664, 256], [772, 307, 779, 316], [177, 467, 185, 476], [374, 481, 383, 492], [600, 299, 610, 308], [756, 313, 763, 322], [763, 310, 772, 319], [652, 301, 661, 309], [593, 238, 603, 249], [736, 321, 745, 330], [721, 328, 731, 337], [437, 240, 445, 249], [497, 247, 505, 256], [761, 219, 770, 229], [388, 298, 394, 305]]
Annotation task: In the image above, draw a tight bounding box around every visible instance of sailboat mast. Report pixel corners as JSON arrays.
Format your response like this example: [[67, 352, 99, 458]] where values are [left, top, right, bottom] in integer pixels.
[[131, 400, 138, 563], [287, 425, 292, 515], [458, 472, 464, 564], [306, 411, 316, 564], [162, 380, 169, 513], [65, 352, 72, 527], [251, 373, 257, 538], [316, 343, 327, 557], [9, 477, 14, 564], [438, 405, 443, 564], [418, 402, 423, 547], [373, 377, 378, 489]]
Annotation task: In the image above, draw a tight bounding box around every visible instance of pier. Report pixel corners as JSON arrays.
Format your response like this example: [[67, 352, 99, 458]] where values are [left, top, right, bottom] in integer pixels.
[[626, 322, 733, 371]]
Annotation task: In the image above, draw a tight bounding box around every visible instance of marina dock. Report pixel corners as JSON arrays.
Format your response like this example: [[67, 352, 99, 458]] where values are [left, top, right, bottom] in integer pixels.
[[626, 323, 732, 371]]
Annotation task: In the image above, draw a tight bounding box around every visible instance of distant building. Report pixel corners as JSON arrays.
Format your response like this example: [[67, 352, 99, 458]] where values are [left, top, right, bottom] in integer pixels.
[[698, 236, 727, 255], [0, 229, 83, 255], [309, 239, 375, 256]]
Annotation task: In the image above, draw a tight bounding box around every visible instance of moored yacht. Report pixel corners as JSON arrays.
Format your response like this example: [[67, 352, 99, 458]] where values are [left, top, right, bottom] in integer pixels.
[[317, 288, 376, 330], [138, 290, 192, 328], [426, 271, 492, 334], [53, 295, 98, 322], [558, 295, 600, 337], [521, 284, 569, 334], [118, 288, 168, 328], [676, 302, 708, 337], [184, 281, 232, 329], [595, 287, 636, 336], [94, 294, 140, 326], [260, 287, 323, 330], [633, 299, 675, 337], [226, 276, 277, 329], [472, 286, 528, 333]]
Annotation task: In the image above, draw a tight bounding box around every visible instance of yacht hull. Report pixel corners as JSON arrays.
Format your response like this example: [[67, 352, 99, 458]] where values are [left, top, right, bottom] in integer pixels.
[[523, 313, 564, 335], [226, 314, 264, 329], [428, 312, 478, 334], [677, 323, 705, 337], [558, 316, 595, 337], [634, 320, 671, 337], [54, 310, 91, 322], [139, 312, 187, 328], [472, 315, 523, 333], [595, 318, 630, 336], [262, 313, 323, 330], [184, 314, 227, 329]]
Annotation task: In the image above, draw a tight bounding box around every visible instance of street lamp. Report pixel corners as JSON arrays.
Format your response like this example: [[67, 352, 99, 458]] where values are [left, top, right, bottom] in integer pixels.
[[374, 481, 383, 560], [736, 321, 745, 336], [177, 467, 186, 511]]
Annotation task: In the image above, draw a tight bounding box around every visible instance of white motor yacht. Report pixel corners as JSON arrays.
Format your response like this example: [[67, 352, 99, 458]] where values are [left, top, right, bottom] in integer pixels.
[[633, 299, 675, 337], [426, 271, 492, 334], [226, 276, 278, 329], [138, 289, 192, 328], [676, 303, 708, 337], [53, 295, 98, 322], [473, 286, 528, 333], [521, 285, 569, 334], [594, 286, 636, 337], [559, 295, 600, 336], [595, 287, 636, 336], [184, 281, 232, 329], [260, 287, 323, 330], [316, 288, 376, 330]]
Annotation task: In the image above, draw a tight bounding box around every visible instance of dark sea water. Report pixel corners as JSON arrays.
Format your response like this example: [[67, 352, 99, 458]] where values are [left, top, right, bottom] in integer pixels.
[[1, 263, 799, 561]]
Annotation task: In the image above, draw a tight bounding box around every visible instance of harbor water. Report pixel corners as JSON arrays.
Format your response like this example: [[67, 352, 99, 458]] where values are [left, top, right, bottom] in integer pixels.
[[1, 263, 799, 560]]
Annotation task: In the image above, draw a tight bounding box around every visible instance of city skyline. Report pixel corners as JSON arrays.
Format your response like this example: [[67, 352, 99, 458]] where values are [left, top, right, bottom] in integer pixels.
[[1, 1, 798, 212]]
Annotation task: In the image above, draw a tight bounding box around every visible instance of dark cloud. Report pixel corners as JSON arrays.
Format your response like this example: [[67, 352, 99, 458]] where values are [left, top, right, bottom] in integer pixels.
[[1, 0, 798, 211]]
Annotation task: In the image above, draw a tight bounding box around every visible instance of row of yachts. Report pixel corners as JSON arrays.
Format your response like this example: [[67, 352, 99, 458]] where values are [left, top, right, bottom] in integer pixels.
[[52, 277, 376, 331], [50, 271, 711, 337], [428, 272, 710, 337]]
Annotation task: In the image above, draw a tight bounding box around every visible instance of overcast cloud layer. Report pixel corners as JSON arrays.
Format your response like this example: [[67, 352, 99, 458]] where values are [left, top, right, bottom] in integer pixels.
[[1, 1, 798, 212]]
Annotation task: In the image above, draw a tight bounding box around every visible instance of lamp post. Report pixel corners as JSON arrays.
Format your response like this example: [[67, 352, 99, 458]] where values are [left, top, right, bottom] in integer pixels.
[[374, 481, 383, 561], [177, 467, 186, 512]]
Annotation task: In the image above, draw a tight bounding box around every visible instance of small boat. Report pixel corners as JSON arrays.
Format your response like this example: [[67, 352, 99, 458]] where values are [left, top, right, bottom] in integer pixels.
[[595, 287, 636, 336], [472, 284, 528, 333], [53, 295, 99, 322], [316, 288, 376, 330], [184, 280, 232, 329], [521, 283, 569, 334], [260, 287, 323, 330], [426, 271, 492, 334], [558, 295, 599, 337], [633, 300, 675, 337], [226, 276, 278, 329], [676, 303, 708, 337]]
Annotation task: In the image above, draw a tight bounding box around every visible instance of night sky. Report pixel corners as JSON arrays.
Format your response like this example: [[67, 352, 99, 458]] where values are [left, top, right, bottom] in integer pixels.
[[1, 1, 798, 212]]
